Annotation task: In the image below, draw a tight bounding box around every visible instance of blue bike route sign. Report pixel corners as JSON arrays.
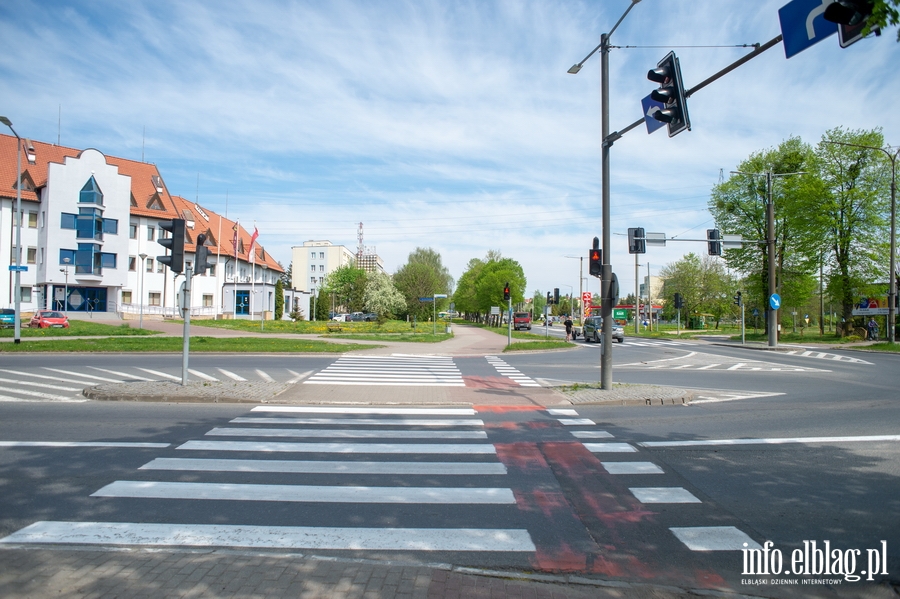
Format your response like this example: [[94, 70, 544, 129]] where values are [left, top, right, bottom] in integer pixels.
[[778, 0, 838, 58]]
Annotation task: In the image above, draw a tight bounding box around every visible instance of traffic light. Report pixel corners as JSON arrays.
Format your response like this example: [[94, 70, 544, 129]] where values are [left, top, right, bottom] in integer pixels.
[[734, 291, 743, 306], [158, 219, 186, 273], [553, 288, 560, 305], [628, 227, 646, 254], [823, 0, 877, 47], [546, 292, 552, 305], [674, 292, 683, 309], [589, 236, 602, 277], [647, 51, 690, 138], [503, 282, 510, 301], [706, 229, 722, 256], [194, 233, 210, 276]]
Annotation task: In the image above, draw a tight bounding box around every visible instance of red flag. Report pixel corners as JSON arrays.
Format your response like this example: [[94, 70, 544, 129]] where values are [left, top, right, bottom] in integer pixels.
[[249, 226, 259, 264], [232, 221, 239, 260]]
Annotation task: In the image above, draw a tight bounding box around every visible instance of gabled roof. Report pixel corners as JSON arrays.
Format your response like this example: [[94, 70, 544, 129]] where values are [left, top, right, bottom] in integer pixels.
[[171, 195, 283, 273], [0, 133, 180, 219]]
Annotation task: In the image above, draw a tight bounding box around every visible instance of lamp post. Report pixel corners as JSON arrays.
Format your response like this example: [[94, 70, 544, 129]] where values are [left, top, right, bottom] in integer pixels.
[[139, 253, 148, 329], [60, 257, 71, 314], [1, 116, 23, 344], [824, 141, 898, 343], [568, 0, 641, 390], [564, 256, 584, 324]]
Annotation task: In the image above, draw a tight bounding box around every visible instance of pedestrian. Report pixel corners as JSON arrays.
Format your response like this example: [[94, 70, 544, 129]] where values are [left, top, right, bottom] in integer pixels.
[[564, 315, 574, 341], [867, 317, 879, 341]]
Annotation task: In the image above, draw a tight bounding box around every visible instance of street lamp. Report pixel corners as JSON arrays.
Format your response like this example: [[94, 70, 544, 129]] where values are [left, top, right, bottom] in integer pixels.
[[568, 0, 642, 390], [824, 141, 898, 343], [60, 257, 71, 314], [139, 253, 148, 329], [1, 116, 23, 344]]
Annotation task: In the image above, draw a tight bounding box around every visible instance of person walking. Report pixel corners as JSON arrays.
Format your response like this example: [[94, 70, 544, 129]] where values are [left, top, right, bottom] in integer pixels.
[[564, 315, 574, 342]]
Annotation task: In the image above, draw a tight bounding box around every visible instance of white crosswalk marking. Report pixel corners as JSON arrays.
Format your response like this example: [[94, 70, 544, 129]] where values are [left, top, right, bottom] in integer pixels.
[[217, 368, 247, 381], [255, 369, 275, 382], [784, 349, 873, 364], [189, 369, 218, 382], [137, 368, 182, 381], [484, 356, 541, 387], [1, 406, 534, 555], [88, 367, 155, 381], [42, 368, 122, 383], [305, 355, 465, 386]]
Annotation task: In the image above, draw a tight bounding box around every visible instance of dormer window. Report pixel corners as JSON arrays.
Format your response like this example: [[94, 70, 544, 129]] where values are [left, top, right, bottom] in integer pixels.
[[79, 176, 103, 206], [151, 175, 164, 193]]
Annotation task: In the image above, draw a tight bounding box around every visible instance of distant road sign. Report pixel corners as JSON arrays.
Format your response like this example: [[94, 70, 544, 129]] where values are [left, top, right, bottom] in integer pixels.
[[434, 294, 448, 299], [645, 232, 667, 247], [8, 265, 28, 272], [613, 308, 628, 319], [418, 297, 434, 302], [641, 95, 666, 134], [778, 0, 838, 58], [582, 292, 592, 306]]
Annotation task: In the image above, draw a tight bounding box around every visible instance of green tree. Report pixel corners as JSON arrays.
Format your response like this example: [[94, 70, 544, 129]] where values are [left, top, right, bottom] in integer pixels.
[[453, 251, 526, 324], [322, 264, 367, 313], [364, 272, 406, 319], [870, 0, 900, 40], [274, 279, 284, 320], [393, 248, 453, 321], [710, 137, 823, 329], [813, 127, 891, 333], [660, 253, 736, 328]]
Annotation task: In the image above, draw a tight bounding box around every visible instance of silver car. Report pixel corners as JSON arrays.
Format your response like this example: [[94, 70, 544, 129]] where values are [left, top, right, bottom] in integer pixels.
[[581, 316, 625, 343]]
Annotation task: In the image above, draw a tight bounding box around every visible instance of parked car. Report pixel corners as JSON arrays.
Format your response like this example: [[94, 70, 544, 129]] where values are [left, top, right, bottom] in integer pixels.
[[331, 313, 348, 322], [348, 312, 377, 322], [29, 310, 70, 329], [0, 308, 16, 329], [581, 316, 624, 343]]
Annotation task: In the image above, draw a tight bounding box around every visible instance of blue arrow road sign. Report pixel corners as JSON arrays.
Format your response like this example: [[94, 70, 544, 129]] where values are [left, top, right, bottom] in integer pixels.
[[641, 95, 666, 134], [769, 293, 782, 310], [778, 0, 837, 59]]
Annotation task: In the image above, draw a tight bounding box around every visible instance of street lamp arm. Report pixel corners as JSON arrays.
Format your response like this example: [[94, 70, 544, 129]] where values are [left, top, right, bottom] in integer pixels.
[[567, 0, 641, 74]]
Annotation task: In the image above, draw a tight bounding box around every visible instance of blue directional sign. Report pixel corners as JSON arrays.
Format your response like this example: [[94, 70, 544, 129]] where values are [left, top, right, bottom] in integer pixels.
[[778, 0, 838, 59], [8, 265, 28, 272], [769, 293, 782, 310], [641, 95, 666, 134]]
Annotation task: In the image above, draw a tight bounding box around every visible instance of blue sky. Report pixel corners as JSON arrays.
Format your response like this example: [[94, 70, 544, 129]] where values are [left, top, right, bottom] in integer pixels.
[[2, 0, 897, 298]]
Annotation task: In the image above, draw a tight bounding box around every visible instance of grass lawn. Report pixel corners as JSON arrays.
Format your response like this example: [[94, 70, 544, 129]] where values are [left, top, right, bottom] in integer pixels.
[[0, 320, 158, 338]]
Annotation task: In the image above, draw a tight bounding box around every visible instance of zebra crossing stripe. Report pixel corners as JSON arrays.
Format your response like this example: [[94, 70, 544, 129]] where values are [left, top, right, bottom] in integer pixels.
[[137, 368, 182, 381], [230, 417, 485, 427], [88, 367, 155, 381], [0, 441, 168, 448], [255, 370, 275, 382], [0, 376, 81, 392], [140, 457, 507, 475], [217, 369, 247, 381], [250, 407, 477, 415], [204, 427, 488, 439], [0, 521, 536, 552], [91, 480, 517, 504], [42, 368, 122, 383], [188, 369, 218, 382], [176, 440, 497, 454], [0, 388, 82, 401]]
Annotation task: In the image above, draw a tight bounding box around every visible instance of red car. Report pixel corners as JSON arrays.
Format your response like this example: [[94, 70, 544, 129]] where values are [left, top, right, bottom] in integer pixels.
[[29, 310, 70, 329]]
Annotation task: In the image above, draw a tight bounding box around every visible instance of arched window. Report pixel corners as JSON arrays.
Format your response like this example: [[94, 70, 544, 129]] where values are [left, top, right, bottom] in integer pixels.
[[79, 176, 103, 205]]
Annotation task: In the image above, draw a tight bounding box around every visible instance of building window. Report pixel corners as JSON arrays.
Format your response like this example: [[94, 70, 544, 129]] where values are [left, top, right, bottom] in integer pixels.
[[129, 223, 137, 239], [79, 176, 104, 205], [149, 292, 161, 306], [59, 249, 76, 265], [26, 247, 37, 264], [100, 253, 116, 269], [310, 251, 315, 259], [311, 265, 316, 272], [319, 265, 324, 272], [102, 218, 118, 235], [146, 258, 154, 272], [129, 256, 137, 271], [61, 213, 77, 229], [75, 243, 102, 275], [122, 291, 132, 304], [203, 294, 213, 307], [320, 252, 325, 259], [76, 208, 104, 241], [147, 226, 155, 241], [209, 264, 216, 277], [311, 277, 316, 285], [157, 260, 164, 273], [20, 286, 32, 303], [28, 212, 37, 228]]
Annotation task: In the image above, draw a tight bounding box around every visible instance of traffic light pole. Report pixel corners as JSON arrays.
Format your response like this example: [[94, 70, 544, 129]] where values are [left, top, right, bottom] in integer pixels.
[[182, 266, 192, 386]]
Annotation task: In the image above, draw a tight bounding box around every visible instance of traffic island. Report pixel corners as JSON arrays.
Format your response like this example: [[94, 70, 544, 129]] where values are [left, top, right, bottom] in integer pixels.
[[83, 380, 292, 403], [557, 382, 692, 406]]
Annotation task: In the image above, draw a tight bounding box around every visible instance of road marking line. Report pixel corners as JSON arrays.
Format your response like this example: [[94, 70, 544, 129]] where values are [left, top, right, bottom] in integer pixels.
[[91, 480, 517, 504], [177, 440, 497, 454], [137, 368, 181, 381], [88, 367, 155, 381], [601, 462, 663, 475], [286, 369, 312, 383], [204, 427, 488, 439], [0, 521, 536, 552], [571, 431, 614, 439], [251, 407, 476, 415], [0, 441, 169, 448], [727, 363, 746, 370], [139, 457, 507, 475], [670, 526, 761, 551], [255, 369, 275, 382], [230, 417, 485, 427], [0, 388, 82, 401], [640, 434, 900, 448], [697, 364, 720, 370], [217, 368, 247, 381], [547, 409, 579, 416], [630, 487, 701, 504], [582, 443, 636, 453], [188, 369, 218, 382], [42, 368, 121, 383], [0, 376, 81, 392], [557, 418, 595, 426]]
